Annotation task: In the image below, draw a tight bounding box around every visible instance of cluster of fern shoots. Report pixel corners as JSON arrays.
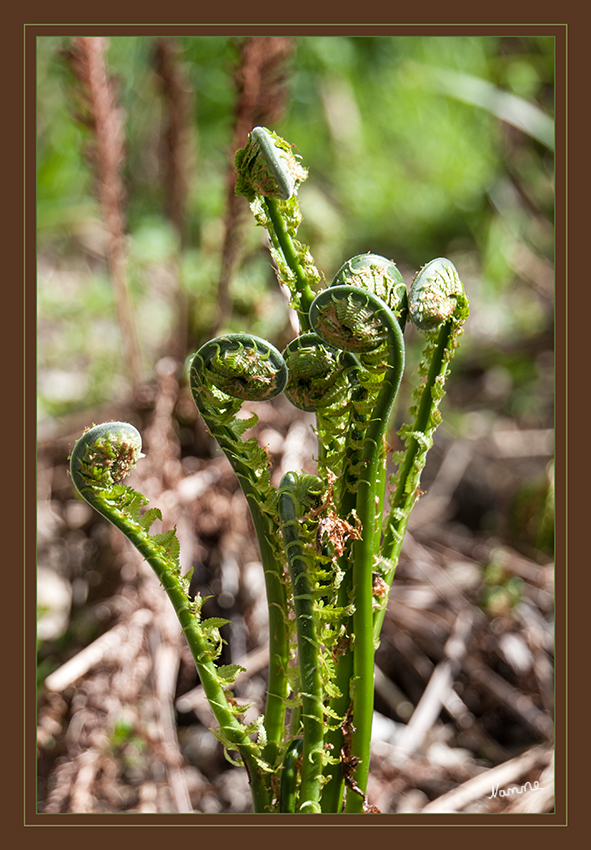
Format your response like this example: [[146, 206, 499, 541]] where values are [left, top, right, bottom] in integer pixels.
[[70, 126, 469, 814]]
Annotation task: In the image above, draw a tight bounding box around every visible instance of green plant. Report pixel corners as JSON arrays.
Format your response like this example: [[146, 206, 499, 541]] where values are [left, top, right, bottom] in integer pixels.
[[69, 127, 469, 813]]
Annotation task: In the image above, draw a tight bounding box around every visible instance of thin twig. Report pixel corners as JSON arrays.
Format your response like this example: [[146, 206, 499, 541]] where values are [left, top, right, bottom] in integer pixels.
[[151, 633, 193, 813], [462, 654, 554, 740], [44, 608, 153, 693], [394, 607, 475, 761], [504, 751, 554, 812], [402, 531, 475, 614], [420, 745, 552, 813], [69, 749, 101, 813]]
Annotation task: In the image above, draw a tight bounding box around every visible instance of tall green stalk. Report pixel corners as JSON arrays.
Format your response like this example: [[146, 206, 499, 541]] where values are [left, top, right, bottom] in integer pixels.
[[189, 334, 291, 768], [309, 285, 405, 810], [278, 473, 325, 812], [375, 258, 470, 643]]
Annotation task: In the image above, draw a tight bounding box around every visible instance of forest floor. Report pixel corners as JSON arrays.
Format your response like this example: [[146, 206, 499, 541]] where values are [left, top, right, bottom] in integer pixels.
[[36, 359, 555, 815]]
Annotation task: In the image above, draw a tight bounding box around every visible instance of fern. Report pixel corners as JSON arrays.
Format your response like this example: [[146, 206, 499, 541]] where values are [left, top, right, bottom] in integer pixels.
[[70, 129, 469, 814]]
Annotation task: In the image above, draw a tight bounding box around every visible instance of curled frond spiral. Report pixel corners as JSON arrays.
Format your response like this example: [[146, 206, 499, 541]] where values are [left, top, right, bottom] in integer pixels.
[[235, 125, 307, 202], [191, 332, 288, 403], [309, 285, 405, 493], [189, 334, 292, 766], [70, 421, 143, 505], [309, 284, 397, 356], [376, 258, 469, 642], [332, 253, 408, 328], [235, 126, 320, 330], [188, 332, 288, 550], [408, 257, 467, 331], [283, 332, 347, 412], [71, 420, 275, 809]]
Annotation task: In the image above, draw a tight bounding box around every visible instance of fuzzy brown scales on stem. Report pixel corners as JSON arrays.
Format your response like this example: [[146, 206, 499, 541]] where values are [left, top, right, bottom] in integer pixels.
[[372, 573, 388, 601], [331, 633, 352, 664], [262, 443, 274, 470], [315, 512, 361, 558], [309, 471, 361, 557], [338, 706, 380, 812]]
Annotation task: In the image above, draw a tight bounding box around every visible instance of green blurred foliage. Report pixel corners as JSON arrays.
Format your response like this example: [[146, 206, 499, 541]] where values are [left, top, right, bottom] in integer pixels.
[[37, 34, 554, 433], [480, 551, 527, 617], [510, 462, 555, 556]]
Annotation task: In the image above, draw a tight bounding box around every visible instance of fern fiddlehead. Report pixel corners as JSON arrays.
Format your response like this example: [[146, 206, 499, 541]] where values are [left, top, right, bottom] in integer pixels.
[[408, 254, 464, 330], [282, 331, 358, 482], [69, 422, 272, 811], [328, 254, 409, 508], [189, 334, 291, 768], [192, 332, 288, 402], [283, 332, 344, 414], [235, 126, 322, 330], [332, 252, 408, 329], [309, 282, 406, 811], [376, 258, 469, 641]]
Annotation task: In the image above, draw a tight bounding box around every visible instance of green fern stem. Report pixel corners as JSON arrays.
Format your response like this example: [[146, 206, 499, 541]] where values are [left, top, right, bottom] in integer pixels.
[[320, 638, 351, 811], [310, 285, 405, 811], [345, 325, 404, 812], [375, 258, 469, 642], [311, 283, 403, 811], [319, 371, 375, 812], [282, 331, 363, 812], [189, 335, 291, 768], [69, 422, 271, 812], [278, 472, 325, 813], [263, 196, 316, 330]]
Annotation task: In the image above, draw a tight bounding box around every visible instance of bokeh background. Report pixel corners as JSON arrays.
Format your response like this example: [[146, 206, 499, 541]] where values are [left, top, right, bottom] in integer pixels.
[[37, 35, 555, 815]]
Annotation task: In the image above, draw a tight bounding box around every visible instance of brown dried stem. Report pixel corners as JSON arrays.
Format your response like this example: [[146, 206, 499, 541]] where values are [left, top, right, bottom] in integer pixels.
[[64, 37, 143, 393], [152, 37, 195, 359], [153, 37, 193, 248]]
